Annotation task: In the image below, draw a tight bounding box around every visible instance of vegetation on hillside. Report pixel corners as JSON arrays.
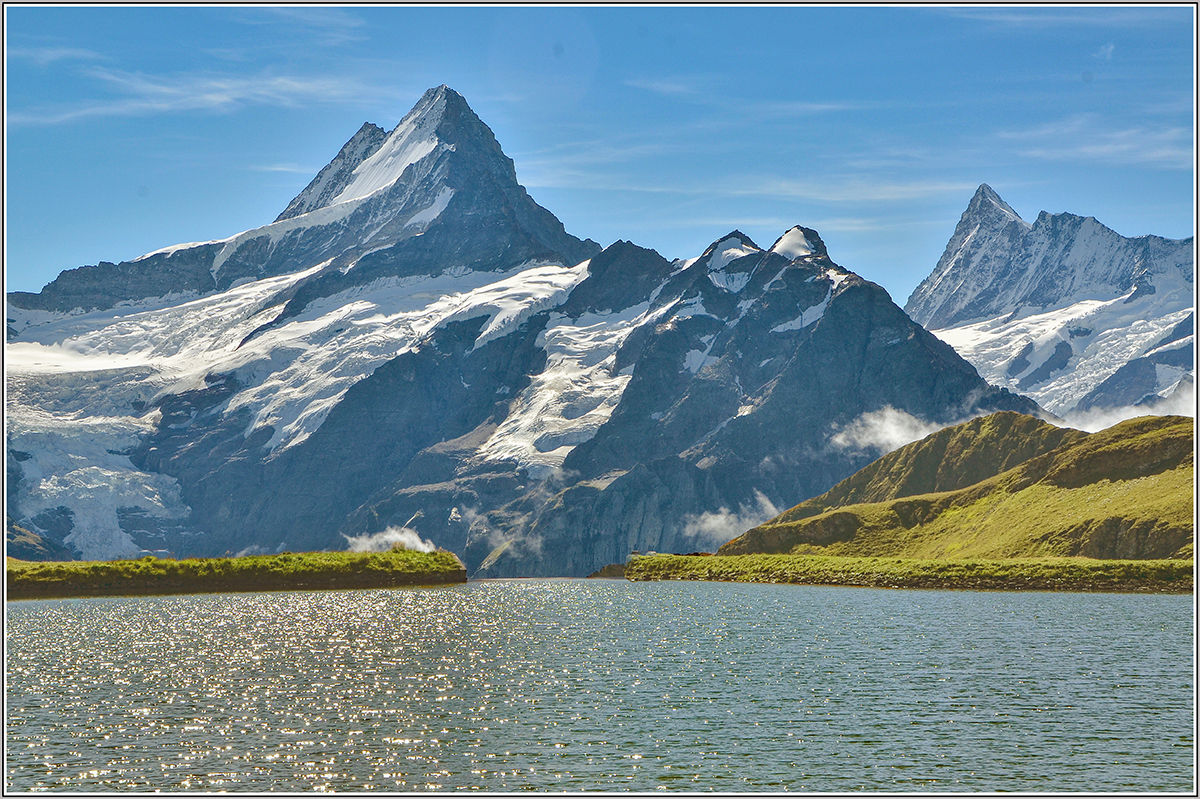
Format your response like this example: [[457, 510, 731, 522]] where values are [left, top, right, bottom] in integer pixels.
[[626, 553, 1193, 592], [6, 549, 467, 600], [768, 411, 1087, 526], [721, 414, 1193, 561], [6, 515, 73, 561]]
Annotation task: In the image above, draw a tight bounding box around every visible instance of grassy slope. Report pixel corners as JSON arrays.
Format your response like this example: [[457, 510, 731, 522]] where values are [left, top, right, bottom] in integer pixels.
[[625, 553, 1193, 592], [6, 515, 74, 561], [6, 549, 467, 600], [781, 411, 1087, 520], [721, 414, 1194, 561]]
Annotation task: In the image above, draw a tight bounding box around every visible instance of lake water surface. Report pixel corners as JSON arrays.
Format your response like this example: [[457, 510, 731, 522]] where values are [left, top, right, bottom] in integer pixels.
[[5, 580, 1194, 792]]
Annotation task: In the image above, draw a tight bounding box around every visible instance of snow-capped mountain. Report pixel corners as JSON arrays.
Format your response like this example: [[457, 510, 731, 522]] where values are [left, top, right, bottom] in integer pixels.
[[905, 184, 1194, 416], [6, 85, 599, 321], [7, 88, 1039, 573]]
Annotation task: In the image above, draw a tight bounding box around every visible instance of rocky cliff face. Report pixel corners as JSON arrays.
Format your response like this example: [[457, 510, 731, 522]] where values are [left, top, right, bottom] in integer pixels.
[[7, 88, 1041, 572], [905, 184, 1194, 415]]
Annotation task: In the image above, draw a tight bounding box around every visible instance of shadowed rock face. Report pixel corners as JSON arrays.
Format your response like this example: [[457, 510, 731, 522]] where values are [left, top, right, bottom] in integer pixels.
[[7, 89, 1042, 572], [345, 230, 1039, 578]]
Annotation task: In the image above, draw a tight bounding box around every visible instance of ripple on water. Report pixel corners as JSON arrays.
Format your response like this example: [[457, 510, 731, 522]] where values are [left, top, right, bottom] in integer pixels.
[[5, 581, 1194, 791]]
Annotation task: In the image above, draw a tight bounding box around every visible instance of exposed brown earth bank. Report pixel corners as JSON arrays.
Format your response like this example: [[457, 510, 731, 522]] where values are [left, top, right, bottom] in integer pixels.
[[586, 563, 627, 579]]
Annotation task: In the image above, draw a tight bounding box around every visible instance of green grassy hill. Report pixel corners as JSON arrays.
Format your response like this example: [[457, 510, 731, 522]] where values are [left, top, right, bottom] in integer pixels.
[[720, 413, 1193, 561], [7, 549, 467, 600]]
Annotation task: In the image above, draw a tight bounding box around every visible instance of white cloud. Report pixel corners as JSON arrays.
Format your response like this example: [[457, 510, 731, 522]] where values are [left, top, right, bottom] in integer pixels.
[[246, 7, 369, 47], [342, 526, 437, 553], [1056, 380, 1195, 434], [942, 8, 1178, 30], [681, 491, 780, 548], [7, 46, 107, 66], [997, 114, 1192, 169], [624, 77, 703, 96], [247, 163, 320, 174], [8, 68, 388, 125], [734, 178, 981, 204], [830, 406, 948, 456], [1093, 43, 1115, 60]]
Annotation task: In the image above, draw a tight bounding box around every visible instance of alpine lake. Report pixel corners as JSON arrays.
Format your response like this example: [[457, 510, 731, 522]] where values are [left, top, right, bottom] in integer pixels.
[[5, 579, 1194, 792]]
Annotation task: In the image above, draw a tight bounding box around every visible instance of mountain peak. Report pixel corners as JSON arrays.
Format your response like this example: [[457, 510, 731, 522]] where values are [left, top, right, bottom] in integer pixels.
[[768, 226, 825, 260], [699, 231, 761, 271], [275, 122, 389, 221], [966, 183, 1024, 225], [402, 84, 461, 129], [275, 86, 494, 223]]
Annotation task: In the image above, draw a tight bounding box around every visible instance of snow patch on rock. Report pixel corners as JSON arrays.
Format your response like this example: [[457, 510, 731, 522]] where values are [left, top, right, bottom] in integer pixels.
[[934, 285, 1193, 414], [478, 301, 670, 477], [769, 227, 814, 260], [706, 236, 761, 272]]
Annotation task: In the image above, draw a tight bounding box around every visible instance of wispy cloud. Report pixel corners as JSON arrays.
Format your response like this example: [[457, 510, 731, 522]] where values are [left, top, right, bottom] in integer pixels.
[[830, 406, 948, 456], [681, 491, 780, 548], [998, 114, 1192, 169], [733, 177, 981, 204], [7, 46, 108, 66], [1093, 42, 1115, 60], [625, 78, 873, 119], [9, 67, 387, 125], [805, 215, 951, 233], [521, 156, 982, 208], [751, 100, 871, 118], [235, 6, 369, 48], [343, 526, 436, 553], [1056, 380, 1195, 434], [941, 7, 1180, 29], [625, 76, 705, 96], [247, 163, 318, 174]]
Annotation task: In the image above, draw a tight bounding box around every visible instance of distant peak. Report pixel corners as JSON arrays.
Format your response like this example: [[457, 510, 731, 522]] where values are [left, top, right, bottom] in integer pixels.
[[768, 226, 822, 260], [722, 230, 760, 248], [401, 85, 475, 129], [275, 121, 390, 221], [968, 183, 1024, 224], [700, 231, 762, 271], [975, 183, 1000, 201], [276, 86, 492, 222]]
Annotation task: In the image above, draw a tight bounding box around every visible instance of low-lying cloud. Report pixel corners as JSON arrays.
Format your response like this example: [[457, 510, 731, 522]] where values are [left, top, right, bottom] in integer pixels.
[[682, 490, 780, 548], [830, 406, 948, 456], [1056, 379, 1195, 433], [343, 526, 436, 553]]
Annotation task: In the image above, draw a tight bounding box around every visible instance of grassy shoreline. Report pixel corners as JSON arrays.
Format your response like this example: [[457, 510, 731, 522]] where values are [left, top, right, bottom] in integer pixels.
[[6, 549, 467, 601], [624, 553, 1194, 593]]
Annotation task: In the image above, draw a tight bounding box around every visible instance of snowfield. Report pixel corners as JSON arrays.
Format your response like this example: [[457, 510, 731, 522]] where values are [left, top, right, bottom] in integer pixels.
[[479, 301, 672, 477], [930, 253, 1193, 415]]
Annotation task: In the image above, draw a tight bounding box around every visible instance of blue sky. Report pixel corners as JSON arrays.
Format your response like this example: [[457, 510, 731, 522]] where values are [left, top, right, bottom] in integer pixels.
[[5, 5, 1195, 303]]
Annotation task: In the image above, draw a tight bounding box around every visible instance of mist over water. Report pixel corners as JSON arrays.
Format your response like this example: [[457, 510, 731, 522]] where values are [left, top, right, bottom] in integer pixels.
[[6, 581, 1194, 792]]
